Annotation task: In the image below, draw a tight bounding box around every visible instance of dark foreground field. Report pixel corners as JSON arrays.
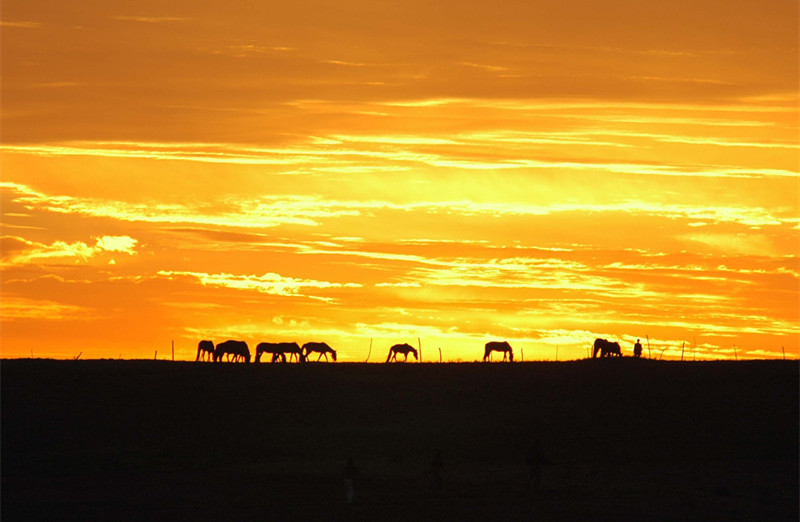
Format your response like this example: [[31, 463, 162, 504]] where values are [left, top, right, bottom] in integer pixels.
[[2, 359, 798, 521]]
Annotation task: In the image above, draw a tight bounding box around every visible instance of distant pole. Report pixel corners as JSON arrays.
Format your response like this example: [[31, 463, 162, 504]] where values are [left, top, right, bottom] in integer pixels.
[[782, 346, 785, 360], [438, 347, 442, 363], [172, 340, 175, 362], [733, 344, 738, 361], [366, 338, 372, 363], [556, 345, 559, 361], [693, 336, 697, 361], [646, 335, 651, 359], [154, 350, 158, 360], [521, 348, 524, 362], [418, 337, 422, 363], [680, 341, 685, 362]]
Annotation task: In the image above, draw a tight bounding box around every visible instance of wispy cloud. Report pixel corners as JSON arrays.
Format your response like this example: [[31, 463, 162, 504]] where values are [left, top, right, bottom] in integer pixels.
[[157, 270, 361, 299], [1, 235, 138, 267], [112, 16, 189, 23], [3, 140, 797, 180], [0, 297, 93, 321], [0, 21, 42, 29], [2, 181, 792, 231]]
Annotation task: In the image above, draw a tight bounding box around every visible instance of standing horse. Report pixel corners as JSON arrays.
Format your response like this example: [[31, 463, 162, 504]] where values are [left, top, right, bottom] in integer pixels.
[[386, 343, 418, 362], [593, 338, 622, 358], [303, 342, 337, 362], [483, 341, 514, 362], [214, 340, 250, 363], [196, 340, 215, 361], [255, 342, 305, 363]]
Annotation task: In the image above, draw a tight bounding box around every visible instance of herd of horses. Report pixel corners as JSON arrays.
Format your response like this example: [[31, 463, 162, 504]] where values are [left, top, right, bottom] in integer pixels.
[[196, 340, 337, 363], [197, 338, 626, 363]]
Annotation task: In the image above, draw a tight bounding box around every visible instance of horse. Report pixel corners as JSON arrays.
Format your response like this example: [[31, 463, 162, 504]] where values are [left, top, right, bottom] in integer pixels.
[[214, 340, 250, 363], [483, 341, 514, 362], [593, 338, 622, 358], [302, 342, 337, 362], [255, 342, 305, 363], [196, 340, 215, 361], [386, 343, 418, 362]]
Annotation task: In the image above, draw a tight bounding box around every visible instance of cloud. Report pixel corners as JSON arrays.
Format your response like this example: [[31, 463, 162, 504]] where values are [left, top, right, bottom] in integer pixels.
[[96, 235, 138, 254], [678, 232, 778, 256], [0, 296, 92, 321], [3, 136, 797, 180], [157, 270, 361, 299], [1, 235, 138, 267], [112, 16, 189, 23], [0, 182, 796, 236], [0, 21, 42, 29], [1, 182, 358, 228]]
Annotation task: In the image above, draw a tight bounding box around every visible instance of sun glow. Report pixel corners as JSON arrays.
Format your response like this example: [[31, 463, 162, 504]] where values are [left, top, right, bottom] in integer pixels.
[[1, 0, 798, 361]]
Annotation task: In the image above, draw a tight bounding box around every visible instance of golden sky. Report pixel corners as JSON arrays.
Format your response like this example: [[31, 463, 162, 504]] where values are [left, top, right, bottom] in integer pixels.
[[2, 1, 798, 361]]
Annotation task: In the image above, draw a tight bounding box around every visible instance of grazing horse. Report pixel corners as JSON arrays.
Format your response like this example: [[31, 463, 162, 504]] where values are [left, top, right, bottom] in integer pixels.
[[196, 340, 215, 361], [483, 341, 514, 362], [303, 342, 337, 362], [386, 343, 418, 362], [255, 342, 305, 363], [593, 338, 622, 358], [214, 340, 250, 363]]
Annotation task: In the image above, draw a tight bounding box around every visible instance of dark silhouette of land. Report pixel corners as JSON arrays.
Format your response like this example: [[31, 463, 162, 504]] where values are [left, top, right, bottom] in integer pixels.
[[483, 341, 514, 362], [386, 343, 418, 362], [2, 359, 797, 521]]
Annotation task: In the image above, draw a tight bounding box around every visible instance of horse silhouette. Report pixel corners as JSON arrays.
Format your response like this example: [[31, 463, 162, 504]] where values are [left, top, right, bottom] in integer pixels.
[[303, 342, 337, 362], [196, 340, 215, 361], [214, 340, 250, 363], [255, 342, 305, 363], [593, 338, 622, 358], [386, 343, 418, 362], [484, 341, 513, 362]]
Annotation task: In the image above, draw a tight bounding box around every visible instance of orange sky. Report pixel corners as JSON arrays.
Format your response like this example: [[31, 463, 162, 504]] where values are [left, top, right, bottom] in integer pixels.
[[2, 1, 798, 361]]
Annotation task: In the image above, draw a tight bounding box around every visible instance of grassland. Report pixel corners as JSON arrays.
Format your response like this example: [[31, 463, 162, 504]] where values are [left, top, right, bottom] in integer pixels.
[[2, 359, 797, 521]]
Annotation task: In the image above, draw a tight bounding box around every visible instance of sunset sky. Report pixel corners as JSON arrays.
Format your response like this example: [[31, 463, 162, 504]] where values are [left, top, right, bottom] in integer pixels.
[[2, 1, 798, 361]]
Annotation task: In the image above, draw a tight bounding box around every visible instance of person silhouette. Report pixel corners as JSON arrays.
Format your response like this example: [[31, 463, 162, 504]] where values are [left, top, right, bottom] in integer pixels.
[[526, 439, 544, 491], [430, 449, 444, 493], [344, 457, 357, 504], [634, 339, 643, 358]]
